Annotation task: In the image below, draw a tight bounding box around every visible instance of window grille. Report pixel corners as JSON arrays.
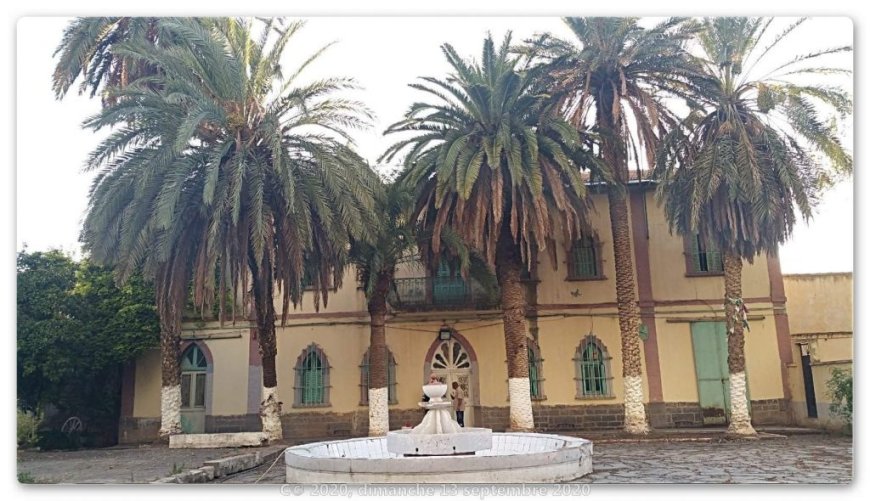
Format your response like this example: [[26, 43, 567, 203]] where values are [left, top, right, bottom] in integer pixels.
[[569, 236, 599, 279], [294, 344, 330, 406], [574, 335, 614, 398]]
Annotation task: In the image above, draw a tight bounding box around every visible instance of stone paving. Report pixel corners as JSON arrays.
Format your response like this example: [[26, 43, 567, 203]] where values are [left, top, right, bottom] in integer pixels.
[[219, 434, 852, 484], [16, 444, 258, 483], [574, 435, 852, 483], [17, 434, 852, 484]]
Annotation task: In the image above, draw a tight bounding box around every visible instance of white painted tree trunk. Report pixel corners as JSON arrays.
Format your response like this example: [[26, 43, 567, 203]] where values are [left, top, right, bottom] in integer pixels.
[[260, 386, 283, 442], [727, 372, 756, 436], [159, 385, 182, 436], [623, 375, 650, 434], [508, 378, 535, 431], [368, 387, 389, 436]]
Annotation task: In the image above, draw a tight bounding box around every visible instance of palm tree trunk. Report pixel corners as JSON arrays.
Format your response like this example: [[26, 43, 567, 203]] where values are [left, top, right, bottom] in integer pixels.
[[607, 186, 649, 434], [155, 261, 183, 438], [723, 251, 756, 436], [157, 297, 182, 437], [249, 252, 282, 442], [495, 228, 534, 431], [367, 271, 393, 436]]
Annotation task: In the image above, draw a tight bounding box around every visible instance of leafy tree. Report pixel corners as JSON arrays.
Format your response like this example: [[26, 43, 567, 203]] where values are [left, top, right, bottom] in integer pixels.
[[81, 18, 378, 441], [524, 18, 701, 433], [827, 367, 852, 430], [654, 17, 852, 436], [384, 33, 597, 430], [17, 250, 159, 444]]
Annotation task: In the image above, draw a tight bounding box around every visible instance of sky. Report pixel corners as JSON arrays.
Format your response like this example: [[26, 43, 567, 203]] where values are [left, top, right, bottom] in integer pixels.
[[16, 16, 854, 274]]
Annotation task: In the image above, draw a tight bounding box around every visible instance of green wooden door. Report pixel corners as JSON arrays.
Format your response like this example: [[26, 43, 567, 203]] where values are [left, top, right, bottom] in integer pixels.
[[690, 321, 752, 425], [691, 322, 729, 425]]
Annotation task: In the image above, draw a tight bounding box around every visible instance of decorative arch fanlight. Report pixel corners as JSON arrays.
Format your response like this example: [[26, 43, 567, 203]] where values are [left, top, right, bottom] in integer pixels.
[[181, 344, 208, 371], [431, 338, 471, 371]]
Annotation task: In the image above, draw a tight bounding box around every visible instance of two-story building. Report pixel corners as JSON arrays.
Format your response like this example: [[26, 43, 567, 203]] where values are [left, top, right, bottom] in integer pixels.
[[118, 181, 797, 443]]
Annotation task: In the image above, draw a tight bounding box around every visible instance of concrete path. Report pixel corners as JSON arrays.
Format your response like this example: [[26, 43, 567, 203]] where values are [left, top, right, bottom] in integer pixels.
[[219, 434, 852, 484]]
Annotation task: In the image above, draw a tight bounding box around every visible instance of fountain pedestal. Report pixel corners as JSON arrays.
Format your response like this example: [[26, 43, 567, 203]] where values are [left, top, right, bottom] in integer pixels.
[[386, 383, 492, 456]]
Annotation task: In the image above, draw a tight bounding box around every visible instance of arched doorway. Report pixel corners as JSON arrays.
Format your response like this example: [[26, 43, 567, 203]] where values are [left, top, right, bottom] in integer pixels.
[[180, 343, 209, 433], [425, 333, 478, 426]]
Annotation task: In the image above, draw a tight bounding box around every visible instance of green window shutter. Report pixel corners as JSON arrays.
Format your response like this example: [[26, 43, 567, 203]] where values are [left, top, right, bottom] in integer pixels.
[[581, 342, 607, 396], [528, 347, 540, 398], [571, 237, 598, 278], [302, 349, 324, 404]]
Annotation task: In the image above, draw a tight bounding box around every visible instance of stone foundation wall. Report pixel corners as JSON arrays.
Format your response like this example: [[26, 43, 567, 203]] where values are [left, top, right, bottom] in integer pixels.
[[118, 417, 160, 444], [118, 399, 793, 443], [206, 414, 261, 434], [750, 398, 794, 425]]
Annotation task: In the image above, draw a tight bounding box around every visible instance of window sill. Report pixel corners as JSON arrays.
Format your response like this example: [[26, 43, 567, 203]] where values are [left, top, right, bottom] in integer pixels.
[[684, 271, 724, 277], [292, 403, 331, 409], [566, 275, 607, 282], [575, 395, 616, 401]]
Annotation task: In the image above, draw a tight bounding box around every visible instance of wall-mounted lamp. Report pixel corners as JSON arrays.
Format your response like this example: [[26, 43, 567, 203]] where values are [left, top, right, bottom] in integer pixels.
[[438, 325, 452, 340]]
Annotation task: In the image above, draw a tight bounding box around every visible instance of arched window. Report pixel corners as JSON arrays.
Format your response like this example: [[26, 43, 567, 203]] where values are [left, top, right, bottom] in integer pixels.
[[293, 344, 330, 407], [528, 343, 545, 400], [359, 347, 398, 405], [574, 335, 613, 398]]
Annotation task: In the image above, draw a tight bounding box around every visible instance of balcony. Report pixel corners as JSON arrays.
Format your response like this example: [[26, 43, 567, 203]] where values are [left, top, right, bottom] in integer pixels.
[[389, 276, 499, 311]]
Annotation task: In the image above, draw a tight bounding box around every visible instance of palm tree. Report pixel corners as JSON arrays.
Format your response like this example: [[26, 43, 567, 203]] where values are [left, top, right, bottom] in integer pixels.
[[52, 17, 162, 103], [383, 33, 597, 431], [81, 18, 379, 441], [351, 180, 488, 435], [525, 18, 702, 433], [57, 16, 205, 436], [350, 182, 412, 436], [655, 17, 852, 436]]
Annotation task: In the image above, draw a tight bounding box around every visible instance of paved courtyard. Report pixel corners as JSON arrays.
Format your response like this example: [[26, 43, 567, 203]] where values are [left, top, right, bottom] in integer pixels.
[[17, 434, 851, 484], [218, 434, 852, 484], [17, 445, 257, 483]]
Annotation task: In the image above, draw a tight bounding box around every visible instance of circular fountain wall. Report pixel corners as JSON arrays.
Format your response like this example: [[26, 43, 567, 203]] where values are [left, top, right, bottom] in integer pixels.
[[284, 432, 593, 483]]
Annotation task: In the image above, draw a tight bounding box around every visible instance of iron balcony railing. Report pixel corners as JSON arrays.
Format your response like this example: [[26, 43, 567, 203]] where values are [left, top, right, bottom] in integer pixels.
[[389, 276, 499, 311]]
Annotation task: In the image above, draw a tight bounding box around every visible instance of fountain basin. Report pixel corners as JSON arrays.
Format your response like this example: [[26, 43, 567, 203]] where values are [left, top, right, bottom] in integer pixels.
[[285, 432, 592, 483], [422, 383, 448, 400], [386, 427, 492, 456]]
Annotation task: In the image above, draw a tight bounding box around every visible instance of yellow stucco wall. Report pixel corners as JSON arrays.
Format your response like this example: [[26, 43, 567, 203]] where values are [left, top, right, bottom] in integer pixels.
[[535, 192, 618, 306], [654, 308, 783, 403], [644, 193, 771, 302], [205, 331, 249, 416], [132, 349, 161, 418], [784, 273, 853, 335], [785, 273, 852, 430]]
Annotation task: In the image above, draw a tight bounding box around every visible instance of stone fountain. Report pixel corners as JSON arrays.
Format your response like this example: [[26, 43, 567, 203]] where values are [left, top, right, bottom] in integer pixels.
[[284, 383, 593, 483], [386, 383, 492, 456]]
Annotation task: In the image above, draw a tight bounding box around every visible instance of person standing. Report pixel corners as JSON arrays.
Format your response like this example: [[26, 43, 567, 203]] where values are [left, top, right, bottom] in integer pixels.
[[451, 381, 466, 427]]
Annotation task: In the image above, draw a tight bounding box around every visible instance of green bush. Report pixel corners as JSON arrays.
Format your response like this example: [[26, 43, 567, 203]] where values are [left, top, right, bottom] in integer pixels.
[[36, 430, 82, 451], [17, 408, 42, 448], [826, 367, 852, 427]]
